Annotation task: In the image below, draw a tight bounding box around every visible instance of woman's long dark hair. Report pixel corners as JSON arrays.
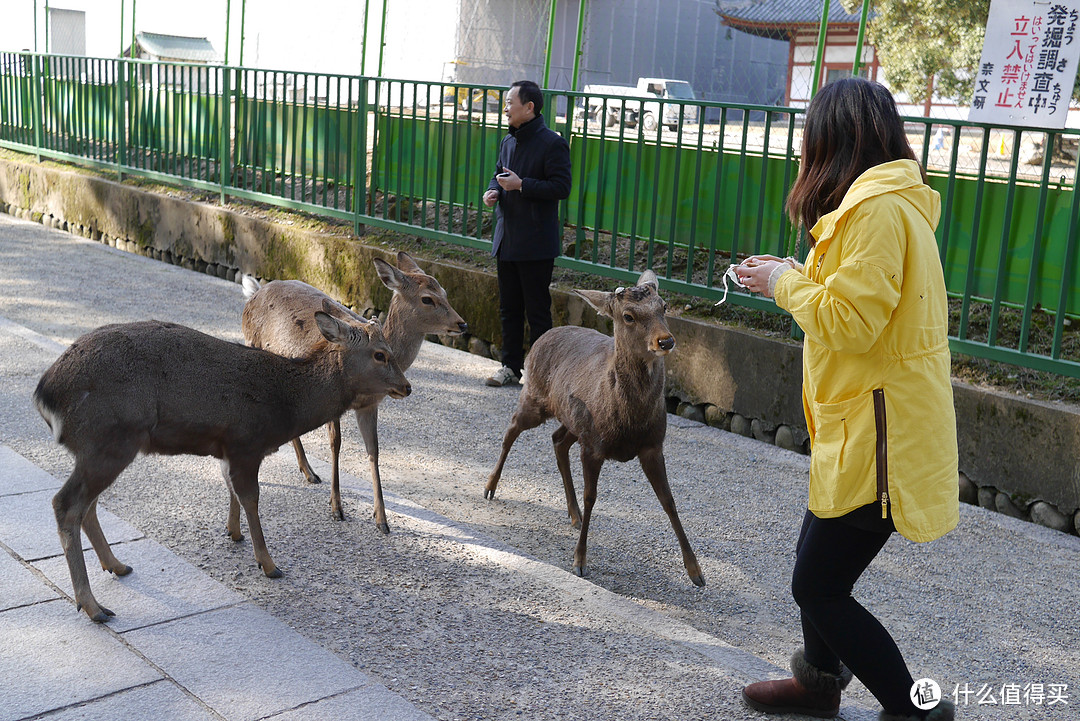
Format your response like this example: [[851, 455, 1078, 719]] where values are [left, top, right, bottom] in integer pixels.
[[786, 77, 925, 235]]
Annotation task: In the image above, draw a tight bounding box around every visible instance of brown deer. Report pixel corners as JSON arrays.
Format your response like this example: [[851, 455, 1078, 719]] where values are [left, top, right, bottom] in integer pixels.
[[241, 251, 467, 531], [485, 270, 705, 587], [34, 309, 410, 622]]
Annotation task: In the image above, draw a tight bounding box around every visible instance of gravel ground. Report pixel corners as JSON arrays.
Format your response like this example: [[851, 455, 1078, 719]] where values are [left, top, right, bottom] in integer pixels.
[[2, 212, 1078, 721]]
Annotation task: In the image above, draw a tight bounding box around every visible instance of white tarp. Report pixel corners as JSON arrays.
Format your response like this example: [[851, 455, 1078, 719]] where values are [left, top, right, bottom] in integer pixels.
[[969, 0, 1080, 128]]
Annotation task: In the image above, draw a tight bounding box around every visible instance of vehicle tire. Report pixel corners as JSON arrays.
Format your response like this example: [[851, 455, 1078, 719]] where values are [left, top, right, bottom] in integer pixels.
[[642, 112, 658, 132]]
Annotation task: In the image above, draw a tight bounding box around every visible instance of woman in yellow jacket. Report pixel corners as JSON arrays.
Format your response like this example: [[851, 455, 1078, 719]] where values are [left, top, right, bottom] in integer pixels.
[[736, 78, 958, 721]]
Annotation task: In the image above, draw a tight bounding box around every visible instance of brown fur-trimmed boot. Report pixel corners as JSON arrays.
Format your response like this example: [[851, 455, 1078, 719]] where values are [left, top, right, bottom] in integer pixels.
[[741, 648, 853, 718], [879, 699, 955, 721]]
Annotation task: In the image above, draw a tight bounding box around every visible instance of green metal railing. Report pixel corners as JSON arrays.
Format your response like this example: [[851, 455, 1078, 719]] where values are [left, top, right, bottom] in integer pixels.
[[1, 52, 1078, 378]]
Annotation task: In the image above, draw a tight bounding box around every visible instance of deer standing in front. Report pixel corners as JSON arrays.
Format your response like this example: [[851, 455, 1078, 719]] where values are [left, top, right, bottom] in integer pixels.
[[34, 309, 410, 622], [485, 269, 705, 586], [242, 251, 467, 531]]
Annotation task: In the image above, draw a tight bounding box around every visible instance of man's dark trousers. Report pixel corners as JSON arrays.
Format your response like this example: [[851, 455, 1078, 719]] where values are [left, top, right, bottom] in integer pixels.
[[497, 257, 555, 376]]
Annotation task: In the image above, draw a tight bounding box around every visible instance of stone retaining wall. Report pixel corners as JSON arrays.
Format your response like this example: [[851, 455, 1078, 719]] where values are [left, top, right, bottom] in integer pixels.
[[2, 157, 1078, 536]]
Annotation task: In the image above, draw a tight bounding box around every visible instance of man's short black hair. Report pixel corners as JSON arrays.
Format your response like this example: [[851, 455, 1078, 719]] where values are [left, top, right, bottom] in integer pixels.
[[511, 80, 543, 115]]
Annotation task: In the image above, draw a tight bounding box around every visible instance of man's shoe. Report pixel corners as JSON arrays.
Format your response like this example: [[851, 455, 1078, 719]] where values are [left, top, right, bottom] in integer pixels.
[[741, 649, 852, 718], [485, 366, 521, 387]]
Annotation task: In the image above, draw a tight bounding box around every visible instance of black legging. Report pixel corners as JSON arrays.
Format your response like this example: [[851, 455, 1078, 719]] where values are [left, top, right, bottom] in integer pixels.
[[792, 508, 922, 717]]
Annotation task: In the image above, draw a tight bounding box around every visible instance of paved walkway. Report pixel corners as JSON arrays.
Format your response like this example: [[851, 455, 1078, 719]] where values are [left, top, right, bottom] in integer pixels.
[[1, 212, 1079, 721], [0, 445, 437, 721]]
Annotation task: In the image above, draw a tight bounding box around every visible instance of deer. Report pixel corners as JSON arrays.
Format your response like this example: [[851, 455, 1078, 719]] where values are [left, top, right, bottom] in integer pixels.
[[241, 251, 467, 532], [485, 269, 705, 587], [34, 308, 410, 623]]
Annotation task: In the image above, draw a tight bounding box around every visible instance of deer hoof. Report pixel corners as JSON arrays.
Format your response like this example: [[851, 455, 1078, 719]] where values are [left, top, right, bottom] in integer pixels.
[[376, 521, 390, 535], [690, 573, 706, 587], [330, 506, 345, 522], [305, 472, 323, 484], [112, 564, 133, 577], [572, 565, 588, 578], [226, 529, 244, 542], [483, 488, 496, 500], [260, 565, 283, 579], [81, 604, 115, 623]]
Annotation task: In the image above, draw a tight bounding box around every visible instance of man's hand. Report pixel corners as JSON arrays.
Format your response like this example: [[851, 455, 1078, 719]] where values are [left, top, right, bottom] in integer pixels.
[[483, 189, 499, 207], [496, 168, 522, 192]]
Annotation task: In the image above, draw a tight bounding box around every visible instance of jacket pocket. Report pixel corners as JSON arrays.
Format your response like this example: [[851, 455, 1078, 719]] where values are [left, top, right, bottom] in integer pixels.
[[808, 391, 879, 513]]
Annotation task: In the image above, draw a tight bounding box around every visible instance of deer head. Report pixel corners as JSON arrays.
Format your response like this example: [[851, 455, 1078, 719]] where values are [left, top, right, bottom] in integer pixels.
[[575, 269, 674, 356], [374, 252, 468, 337]]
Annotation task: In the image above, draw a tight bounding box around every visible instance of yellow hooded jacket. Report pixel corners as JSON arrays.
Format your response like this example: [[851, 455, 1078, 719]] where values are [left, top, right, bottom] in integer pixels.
[[773, 159, 959, 542]]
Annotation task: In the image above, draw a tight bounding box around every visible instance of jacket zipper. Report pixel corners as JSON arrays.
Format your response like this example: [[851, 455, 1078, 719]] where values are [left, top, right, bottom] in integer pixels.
[[873, 388, 889, 519]]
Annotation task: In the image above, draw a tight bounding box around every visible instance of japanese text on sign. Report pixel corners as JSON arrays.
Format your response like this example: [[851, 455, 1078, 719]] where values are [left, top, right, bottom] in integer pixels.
[[969, 0, 1080, 127]]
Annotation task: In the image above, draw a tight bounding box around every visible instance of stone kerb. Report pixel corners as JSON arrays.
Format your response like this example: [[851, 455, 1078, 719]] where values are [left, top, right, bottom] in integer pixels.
[[1, 156, 1078, 536]]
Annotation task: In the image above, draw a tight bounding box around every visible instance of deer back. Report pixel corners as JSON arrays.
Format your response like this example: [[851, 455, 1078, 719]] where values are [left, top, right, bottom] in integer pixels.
[[35, 317, 409, 459], [242, 279, 362, 358]]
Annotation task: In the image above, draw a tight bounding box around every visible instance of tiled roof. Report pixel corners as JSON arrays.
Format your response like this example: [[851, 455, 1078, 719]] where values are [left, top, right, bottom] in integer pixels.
[[717, 0, 864, 39], [135, 31, 221, 63]]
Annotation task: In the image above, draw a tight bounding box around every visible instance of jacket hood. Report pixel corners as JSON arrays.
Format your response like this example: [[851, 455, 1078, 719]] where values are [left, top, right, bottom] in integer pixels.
[[810, 159, 940, 250]]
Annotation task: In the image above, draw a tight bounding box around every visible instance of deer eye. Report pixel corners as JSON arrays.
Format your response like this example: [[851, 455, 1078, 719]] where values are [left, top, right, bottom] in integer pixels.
[[421, 296, 435, 305], [374, 352, 387, 362], [623, 313, 634, 323]]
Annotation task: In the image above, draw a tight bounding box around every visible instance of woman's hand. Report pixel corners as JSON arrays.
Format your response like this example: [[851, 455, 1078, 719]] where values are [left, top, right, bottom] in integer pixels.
[[736, 260, 786, 298]]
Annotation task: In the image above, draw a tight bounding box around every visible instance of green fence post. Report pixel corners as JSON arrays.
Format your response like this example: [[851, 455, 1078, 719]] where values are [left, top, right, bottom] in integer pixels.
[[220, 65, 231, 204], [543, 0, 557, 87], [117, 58, 127, 180], [811, 0, 831, 97], [355, 77, 368, 235], [377, 0, 388, 77], [31, 54, 43, 161], [570, 0, 587, 91], [224, 0, 231, 65], [852, 0, 870, 75]]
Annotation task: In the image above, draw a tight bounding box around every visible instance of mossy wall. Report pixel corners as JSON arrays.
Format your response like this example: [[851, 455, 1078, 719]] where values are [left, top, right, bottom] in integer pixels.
[[1, 156, 1078, 528]]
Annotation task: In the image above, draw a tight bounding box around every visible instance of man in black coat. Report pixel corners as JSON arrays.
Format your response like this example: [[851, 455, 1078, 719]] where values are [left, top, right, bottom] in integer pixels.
[[481, 79, 572, 386]]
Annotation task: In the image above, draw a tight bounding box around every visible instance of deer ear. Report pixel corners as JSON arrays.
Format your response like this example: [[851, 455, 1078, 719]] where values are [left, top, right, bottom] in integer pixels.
[[575, 289, 615, 318], [314, 311, 356, 345], [637, 269, 659, 290], [396, 251, 423, 273], [373, 257, 407, 291]]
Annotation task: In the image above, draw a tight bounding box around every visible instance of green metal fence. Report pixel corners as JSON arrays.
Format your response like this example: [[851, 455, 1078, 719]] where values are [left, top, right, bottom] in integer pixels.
[[1, 52, 1078, 378]]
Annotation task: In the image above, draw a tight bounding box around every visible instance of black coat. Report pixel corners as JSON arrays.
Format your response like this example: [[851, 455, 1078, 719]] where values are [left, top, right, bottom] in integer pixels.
[[488, 114, 572, 261]]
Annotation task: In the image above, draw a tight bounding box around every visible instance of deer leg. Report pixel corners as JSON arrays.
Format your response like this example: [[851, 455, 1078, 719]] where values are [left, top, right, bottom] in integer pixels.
[[572, 449, 604, 578], [485, 401, 545, 499], [638, 446, 705, 587], [53, 449, 135, 622], [220, 461, 244, 541], [355, 406, 389, 533], [327, 417, 345, 521], [81, 499, 132, 576], [290, 436, 322, 484], [551, 425, 582, 528], [227, 458, 281, 578]]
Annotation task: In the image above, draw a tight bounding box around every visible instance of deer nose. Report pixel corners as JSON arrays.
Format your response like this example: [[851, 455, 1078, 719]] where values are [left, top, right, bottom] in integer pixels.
[[401, 382, 412, 397], [458, 322, 468, 333], [658, 336, 675, 352]]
